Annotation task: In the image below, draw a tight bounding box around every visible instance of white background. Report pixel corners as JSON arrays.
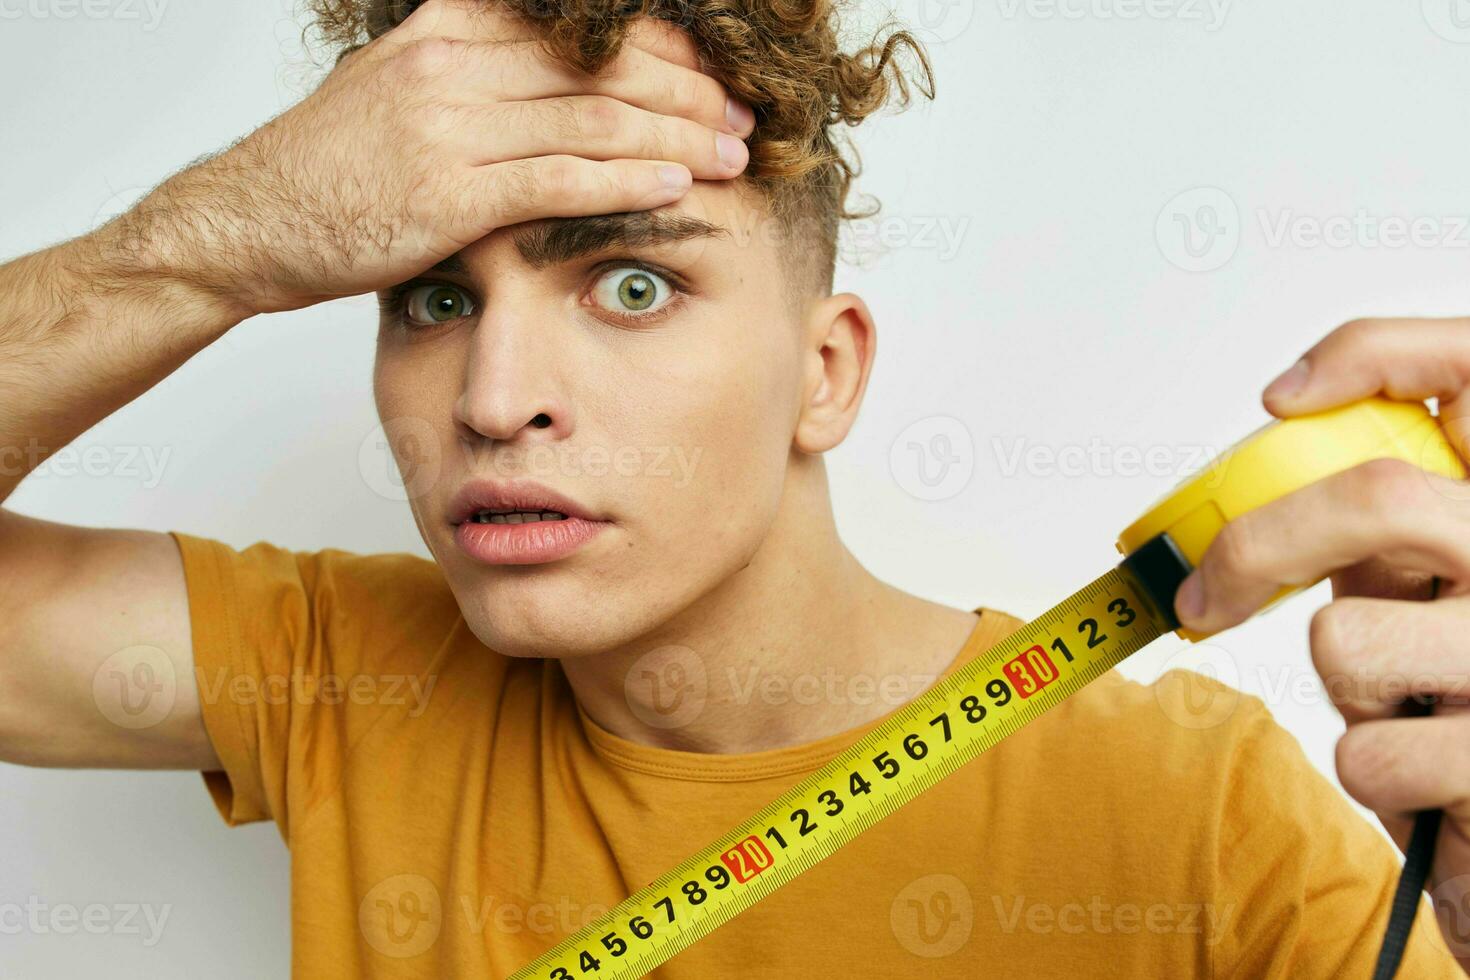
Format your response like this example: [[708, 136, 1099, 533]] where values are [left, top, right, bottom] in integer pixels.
[[2, 0, 1469, 975]]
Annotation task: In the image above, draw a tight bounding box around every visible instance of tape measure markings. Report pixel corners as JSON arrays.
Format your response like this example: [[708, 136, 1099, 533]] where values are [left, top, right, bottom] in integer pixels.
[[511, 566, 1169, 980]]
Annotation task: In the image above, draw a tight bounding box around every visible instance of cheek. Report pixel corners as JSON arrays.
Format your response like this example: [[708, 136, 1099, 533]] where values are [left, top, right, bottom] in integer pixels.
[[608, 320, 801, 555], [371, 339, 464, 514]]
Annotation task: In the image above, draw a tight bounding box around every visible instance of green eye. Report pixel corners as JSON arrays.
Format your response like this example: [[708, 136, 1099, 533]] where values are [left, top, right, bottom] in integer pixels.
[[403, 284, 475, 325], [592, 267, 674, 317]]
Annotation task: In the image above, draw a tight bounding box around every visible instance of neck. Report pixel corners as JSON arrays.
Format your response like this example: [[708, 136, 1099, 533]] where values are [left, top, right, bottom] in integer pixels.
[[559, 458, 981, 754]]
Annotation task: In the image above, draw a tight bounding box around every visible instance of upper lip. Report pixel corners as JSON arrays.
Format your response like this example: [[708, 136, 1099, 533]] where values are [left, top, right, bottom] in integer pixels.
[[447, 479, 602, 526]]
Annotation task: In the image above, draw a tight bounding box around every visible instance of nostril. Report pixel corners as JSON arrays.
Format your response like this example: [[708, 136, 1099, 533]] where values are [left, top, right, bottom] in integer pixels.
[[531, 413, 552, 429]]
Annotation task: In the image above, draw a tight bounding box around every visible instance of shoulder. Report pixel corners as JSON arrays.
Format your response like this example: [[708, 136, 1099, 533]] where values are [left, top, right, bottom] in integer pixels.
[[169, 530, 473, 676]]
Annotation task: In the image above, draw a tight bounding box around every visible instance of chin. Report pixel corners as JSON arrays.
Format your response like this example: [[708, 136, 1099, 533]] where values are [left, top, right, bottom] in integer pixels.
[[448, 576, 642, 660]]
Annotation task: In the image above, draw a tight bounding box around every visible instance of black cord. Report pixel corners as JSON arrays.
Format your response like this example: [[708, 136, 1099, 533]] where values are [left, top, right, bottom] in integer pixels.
[[1370, 575, 1444, 980]]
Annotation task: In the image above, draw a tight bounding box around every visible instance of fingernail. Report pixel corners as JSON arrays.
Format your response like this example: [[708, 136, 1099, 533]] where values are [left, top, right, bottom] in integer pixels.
[[1264, 358, 1310, 402], [716, 132, 748, 171], [726, 97, 755, 134], [1175, 571, 1205, 625], [658, 164, 691, 191]]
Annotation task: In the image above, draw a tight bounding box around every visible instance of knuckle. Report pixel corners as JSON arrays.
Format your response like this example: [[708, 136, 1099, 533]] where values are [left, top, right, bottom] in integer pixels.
[[1335, 316, 1387, 348], [392, 36, 459, 80], [577, 96, 624, 141], [1308, 602, 1347, 675], [1211, 518, 1263, 580], [538, 155, 584, 198], [1352, 457, 1424, 516], [665, 74, 706, 119], [1334, 726, 1393, 802]]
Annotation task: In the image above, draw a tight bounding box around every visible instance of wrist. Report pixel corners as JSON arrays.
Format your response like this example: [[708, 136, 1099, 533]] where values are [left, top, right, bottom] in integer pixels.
[[71, 192, 259, 330]]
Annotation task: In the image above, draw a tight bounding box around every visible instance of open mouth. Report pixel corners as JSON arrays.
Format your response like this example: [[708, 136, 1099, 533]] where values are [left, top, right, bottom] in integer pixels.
[[467, 509, 569, 525]]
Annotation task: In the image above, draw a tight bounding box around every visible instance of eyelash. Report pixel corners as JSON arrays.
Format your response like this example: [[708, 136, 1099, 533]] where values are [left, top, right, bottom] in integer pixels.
[[378, 260, 690, 331]]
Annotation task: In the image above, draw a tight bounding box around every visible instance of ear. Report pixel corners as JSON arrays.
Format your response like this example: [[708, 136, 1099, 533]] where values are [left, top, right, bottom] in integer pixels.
[[794, 291, 877, 454]]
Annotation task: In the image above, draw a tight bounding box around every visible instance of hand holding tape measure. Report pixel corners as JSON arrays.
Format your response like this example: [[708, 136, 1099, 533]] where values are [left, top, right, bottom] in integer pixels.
[[513, 393, 1470, 980]]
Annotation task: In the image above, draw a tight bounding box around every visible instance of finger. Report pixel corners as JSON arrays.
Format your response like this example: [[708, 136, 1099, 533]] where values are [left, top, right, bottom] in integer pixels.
[[1336, 712, 1470, 819], [1260, 317, 1470, 461], [624, 14, 704, 72], [466, 155, 693, 232], [438, 41, 754, 137], [455, 97, 748, 178], [1310, 595, 1470, 724], [1330, 555, 1440, 602], [1173, 457, 1470, 634]]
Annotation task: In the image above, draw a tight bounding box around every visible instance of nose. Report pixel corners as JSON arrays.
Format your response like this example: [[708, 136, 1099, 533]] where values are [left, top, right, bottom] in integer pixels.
[[453, 314, 568, 445]]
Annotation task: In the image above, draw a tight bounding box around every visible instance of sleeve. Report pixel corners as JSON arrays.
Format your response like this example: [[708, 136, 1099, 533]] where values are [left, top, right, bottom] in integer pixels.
[[169, 531, 462, 838], [1207, 692, 1462, 978]]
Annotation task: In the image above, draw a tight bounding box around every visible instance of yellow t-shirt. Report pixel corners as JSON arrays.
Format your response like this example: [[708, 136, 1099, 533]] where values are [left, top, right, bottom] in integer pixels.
[[170, 531, 1462, 978]]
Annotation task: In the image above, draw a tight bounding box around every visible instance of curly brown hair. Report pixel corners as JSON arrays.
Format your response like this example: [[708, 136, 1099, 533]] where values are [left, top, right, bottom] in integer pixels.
[[306, 0, 936, 295]]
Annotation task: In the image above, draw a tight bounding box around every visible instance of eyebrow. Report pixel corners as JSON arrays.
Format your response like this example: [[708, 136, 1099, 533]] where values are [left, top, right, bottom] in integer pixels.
[[422, 211, 730, 278], [516, 211, 730, 269]]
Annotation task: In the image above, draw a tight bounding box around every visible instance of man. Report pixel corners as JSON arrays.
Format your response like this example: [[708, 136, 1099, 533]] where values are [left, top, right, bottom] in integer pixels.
[[1, 0, 1467, 975]]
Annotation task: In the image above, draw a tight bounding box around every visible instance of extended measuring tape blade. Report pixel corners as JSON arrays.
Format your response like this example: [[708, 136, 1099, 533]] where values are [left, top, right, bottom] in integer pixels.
[[510, 543, 1187, 980]]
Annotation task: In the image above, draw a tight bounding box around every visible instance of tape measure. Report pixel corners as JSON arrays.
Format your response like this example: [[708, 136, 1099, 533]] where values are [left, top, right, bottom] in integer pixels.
[[510, 396, 1467, 980]]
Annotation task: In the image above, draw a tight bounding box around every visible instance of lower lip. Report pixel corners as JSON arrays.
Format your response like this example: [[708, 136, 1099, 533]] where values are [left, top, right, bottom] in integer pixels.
[[454, 516, 609, 565]]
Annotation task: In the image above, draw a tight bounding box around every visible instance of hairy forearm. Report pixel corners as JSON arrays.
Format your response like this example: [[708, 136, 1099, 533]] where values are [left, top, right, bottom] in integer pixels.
[[0, 225, 250, 505]]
